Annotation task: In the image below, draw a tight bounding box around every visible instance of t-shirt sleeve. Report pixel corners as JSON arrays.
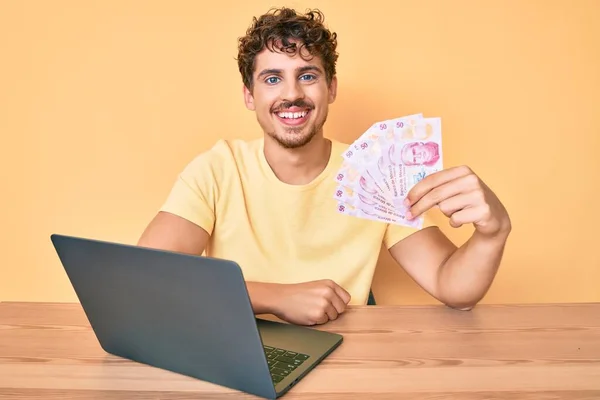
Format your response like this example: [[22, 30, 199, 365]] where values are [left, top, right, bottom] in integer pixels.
[[382, 211, 438, 249], [159, 150, 219, 235]]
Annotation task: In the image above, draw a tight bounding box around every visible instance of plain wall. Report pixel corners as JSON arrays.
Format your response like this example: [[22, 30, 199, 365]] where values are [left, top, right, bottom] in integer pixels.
[[1, 0, 599, 304]]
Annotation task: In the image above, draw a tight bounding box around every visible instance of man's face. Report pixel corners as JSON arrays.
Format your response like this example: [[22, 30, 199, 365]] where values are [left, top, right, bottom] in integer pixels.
[[243, 42, 337, 149]]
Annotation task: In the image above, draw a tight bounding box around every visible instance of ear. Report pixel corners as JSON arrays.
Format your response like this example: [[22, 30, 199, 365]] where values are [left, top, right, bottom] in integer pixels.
[[243, 84, 255, 111], [328, 75, 338, 104]]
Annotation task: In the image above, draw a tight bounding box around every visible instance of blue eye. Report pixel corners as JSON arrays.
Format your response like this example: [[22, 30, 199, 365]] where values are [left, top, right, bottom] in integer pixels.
[[300, 74, 315, 81], [266, 77, 280, 84]]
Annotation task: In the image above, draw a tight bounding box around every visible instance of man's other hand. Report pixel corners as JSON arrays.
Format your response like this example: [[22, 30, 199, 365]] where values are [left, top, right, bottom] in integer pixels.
[[271, 279, 351, 326]]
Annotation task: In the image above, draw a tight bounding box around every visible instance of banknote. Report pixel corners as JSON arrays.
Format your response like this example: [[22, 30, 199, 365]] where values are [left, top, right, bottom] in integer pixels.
[[341, 113, 423, 164], [334, 191, 422, 228], [334, 114, 443, 229]]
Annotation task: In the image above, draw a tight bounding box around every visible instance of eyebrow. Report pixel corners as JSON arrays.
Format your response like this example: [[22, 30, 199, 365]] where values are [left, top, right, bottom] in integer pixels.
[[257, 65, 324, 79]]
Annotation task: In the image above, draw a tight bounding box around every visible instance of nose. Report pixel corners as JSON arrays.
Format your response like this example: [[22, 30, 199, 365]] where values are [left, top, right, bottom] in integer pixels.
[[281, 79, 304, 102]]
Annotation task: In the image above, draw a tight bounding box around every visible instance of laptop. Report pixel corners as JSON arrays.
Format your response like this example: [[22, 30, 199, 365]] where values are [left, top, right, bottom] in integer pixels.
[[50, 233, 343, 399]]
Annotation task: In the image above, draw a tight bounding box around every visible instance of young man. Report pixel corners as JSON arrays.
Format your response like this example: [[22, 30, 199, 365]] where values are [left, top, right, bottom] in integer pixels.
[[138, 8, 512, 326]]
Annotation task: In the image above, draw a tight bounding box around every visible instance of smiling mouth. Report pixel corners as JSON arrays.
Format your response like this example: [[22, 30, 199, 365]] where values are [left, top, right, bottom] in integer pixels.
[[277, 110, 308, 119], [274, 109, 311, 127]]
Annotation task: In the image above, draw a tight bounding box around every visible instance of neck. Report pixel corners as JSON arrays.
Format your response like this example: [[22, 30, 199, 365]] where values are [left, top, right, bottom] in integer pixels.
[[263, 134, 332, 185]]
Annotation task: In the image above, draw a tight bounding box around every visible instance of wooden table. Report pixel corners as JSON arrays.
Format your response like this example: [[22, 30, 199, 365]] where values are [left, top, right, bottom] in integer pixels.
[[1, 302, 600, 399]]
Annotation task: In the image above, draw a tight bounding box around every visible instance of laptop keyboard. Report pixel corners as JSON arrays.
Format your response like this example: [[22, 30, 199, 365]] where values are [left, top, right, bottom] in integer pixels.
[[263, 345, 309, 384]]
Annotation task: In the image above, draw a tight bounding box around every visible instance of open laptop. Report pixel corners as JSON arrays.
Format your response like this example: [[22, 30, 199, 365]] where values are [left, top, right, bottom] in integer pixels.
[[50, 233, 343, 399]]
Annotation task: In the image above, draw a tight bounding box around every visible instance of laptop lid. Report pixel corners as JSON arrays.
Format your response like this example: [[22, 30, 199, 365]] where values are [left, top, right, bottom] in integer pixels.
[[50, 233, 278, 399]]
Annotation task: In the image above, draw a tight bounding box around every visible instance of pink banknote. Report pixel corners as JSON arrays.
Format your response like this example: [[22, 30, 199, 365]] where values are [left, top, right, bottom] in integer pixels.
[[341, 113, 423, 164], [336, 190, 422, 228], [334, 114, 443, 229]]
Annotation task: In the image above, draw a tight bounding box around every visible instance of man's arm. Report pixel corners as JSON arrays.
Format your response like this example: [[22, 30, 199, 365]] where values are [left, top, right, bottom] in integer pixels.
[[137, 212, 279, 314], [137, 211, 351, 324], [389, 226, 509, 310], [389, 166, 511, 310], [138, 211, 210, 255]]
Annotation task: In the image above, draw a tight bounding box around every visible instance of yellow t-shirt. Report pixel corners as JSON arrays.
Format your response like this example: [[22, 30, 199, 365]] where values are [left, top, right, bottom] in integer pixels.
[[160, 138, 432, 305]]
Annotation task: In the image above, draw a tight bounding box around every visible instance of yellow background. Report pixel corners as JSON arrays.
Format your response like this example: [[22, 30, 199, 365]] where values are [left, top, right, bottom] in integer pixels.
[[1, 0, 599, 304]]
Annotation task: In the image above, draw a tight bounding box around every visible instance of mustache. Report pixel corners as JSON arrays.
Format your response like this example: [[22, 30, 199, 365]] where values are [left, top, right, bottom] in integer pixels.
[[271, 99, 314, 113]]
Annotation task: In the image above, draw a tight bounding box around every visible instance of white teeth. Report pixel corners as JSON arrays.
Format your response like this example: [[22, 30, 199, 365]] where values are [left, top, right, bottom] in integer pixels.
[[277, 111, 308, 119]]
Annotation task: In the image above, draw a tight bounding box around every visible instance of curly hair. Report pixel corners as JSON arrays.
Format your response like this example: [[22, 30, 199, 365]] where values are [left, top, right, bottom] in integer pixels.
[[237, 7, 338, 91]]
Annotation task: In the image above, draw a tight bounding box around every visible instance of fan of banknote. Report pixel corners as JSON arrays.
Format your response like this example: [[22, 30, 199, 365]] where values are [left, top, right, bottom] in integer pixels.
[[333, 113, 443, 228]]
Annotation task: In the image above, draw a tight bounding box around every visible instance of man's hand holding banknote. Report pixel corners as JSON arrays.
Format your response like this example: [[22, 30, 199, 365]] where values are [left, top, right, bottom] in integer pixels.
[[334, 113, 510, 239]]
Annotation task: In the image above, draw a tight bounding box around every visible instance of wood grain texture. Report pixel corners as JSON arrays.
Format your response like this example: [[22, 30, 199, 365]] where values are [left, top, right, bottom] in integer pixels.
[[1, 302, 600, 399]]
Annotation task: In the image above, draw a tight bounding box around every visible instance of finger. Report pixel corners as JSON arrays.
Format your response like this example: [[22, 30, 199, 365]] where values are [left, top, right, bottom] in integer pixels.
[[405, 165, 473, 207], [325, 302, 339, 321], [312, 300, 337, 324], [313, 310, 330, 325], [437, 192, 478, 218], [322, 279, 351, 304], [448, 206, 483, 228], [332, 283, 351, 304], [329, 292, 347, 315], [408, 174, 479, 219]]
